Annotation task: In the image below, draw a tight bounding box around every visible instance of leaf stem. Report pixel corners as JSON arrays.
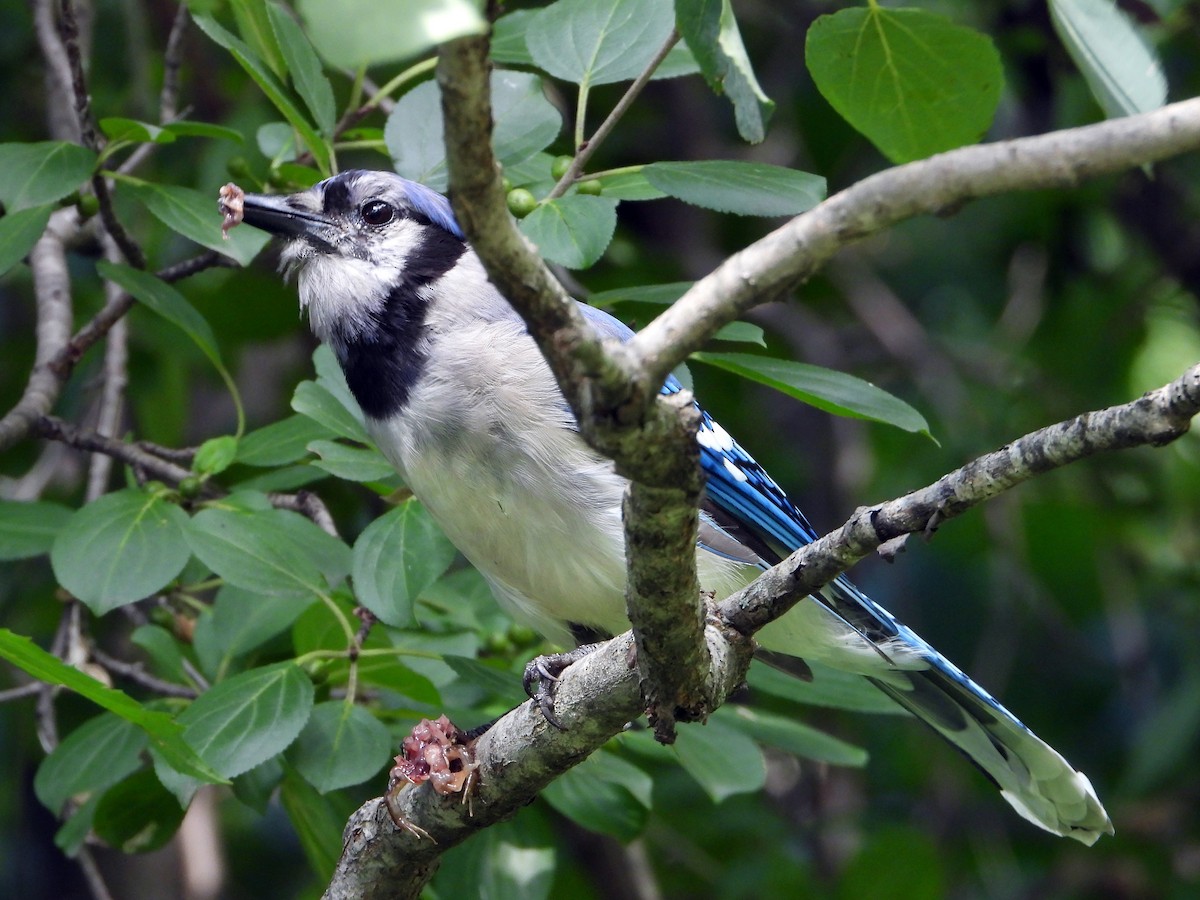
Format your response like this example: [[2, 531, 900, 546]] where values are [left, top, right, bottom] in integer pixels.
[[548, 29, 681, 201]]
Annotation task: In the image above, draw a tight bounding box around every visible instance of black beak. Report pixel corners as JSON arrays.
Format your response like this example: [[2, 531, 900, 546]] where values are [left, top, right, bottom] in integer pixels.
[[241, 192, 336, 248]]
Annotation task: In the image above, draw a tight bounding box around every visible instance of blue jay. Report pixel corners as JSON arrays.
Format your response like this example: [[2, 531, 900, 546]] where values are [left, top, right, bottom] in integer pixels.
[[232, 169, 1112, 844]]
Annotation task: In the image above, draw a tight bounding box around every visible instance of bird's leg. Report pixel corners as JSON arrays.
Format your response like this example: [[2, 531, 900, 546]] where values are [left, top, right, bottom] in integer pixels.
[[522, 641, 607, 729]]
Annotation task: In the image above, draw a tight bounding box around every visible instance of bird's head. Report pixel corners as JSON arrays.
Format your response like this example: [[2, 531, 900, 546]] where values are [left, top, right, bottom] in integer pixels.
[[239, 169, 466, 350]]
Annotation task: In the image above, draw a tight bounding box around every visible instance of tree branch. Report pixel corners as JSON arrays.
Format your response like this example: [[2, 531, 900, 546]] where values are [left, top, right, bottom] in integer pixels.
[[32, 416, 195, 485], [719, 363, 1200, 635], [629, 96, 1200, 388], [437, 34, 710, 740], [324, 363, 1200, 897], [0, 209, 79, 452]]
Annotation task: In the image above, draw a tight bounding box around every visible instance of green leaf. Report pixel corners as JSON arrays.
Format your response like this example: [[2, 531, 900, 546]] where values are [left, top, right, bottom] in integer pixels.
[[267, 1, 337, 136], [491, 9, 537, 66], [0, 141, 97, 211], [185, 506, 350, 599], [590, 281, 692, 308], [676, 0, 774, 143], [691, 352, 932, 437], [526, 0, 675, 87], [34, 713, 148, 811], [160, 121, 246, 143], [723, 705, 868, 767], [194, 584, 317, 678], [387, 71, 561, 193], [673, 716, 766, 803], [54, 795, 100, 856], [356, 657, 441, 707], [0, 628, 225, 784], [308, 439, 396, 482], [542, 749, 651, 840], [1049, 0, 1167, 119], [292, 379, 369, 443], [194, 435, 239, 476], [232, 756, 285, 814], [805, 7, 1003, 164], [443, 655, 527, 706], [97, 260, 244, 429], [116, 180, 270, 265], [713, 321, 765, 346], [50, 488, 192, 614], [175, 662, 314, 780], [296, 0, 486, 69], [434, 813, 557, 900], [0, 204, 53, 277], [0, 499, 72, 560], [351, 499, 458, 627], [593, 171, 666, 201], [98, 261, 222, 367], [192, 13, 331, 174], [93, 769, 186, 854], [519, 195, 618, 269], [230, 0, 288, 79], [280, 766, 346, 881], [643, 161, 825, 216], [747, 658, 905, 715], [236, 414, 333, 467], [130, 624, 190, 684], [99, 117, 175, 145], [290, 701, 392, 792]]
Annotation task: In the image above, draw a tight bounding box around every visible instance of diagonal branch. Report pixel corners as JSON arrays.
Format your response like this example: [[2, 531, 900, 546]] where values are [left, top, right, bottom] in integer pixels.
[[629, 96, 1200, 388], [323, 362, 1200, 900]]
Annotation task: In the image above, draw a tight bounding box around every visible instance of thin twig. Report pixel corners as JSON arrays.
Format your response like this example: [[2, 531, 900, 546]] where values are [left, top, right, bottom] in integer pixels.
[[157, 250, 231, 283], [76, 846, 116, 900], [90, 645, 198, 699], [547, 29, 681, 201], [629, 96, 1200, 387], [268, 490, 340, 537], [0, 682, 44, 703], [86, 239, 131, 500], [34, 416, 194, 485], [55, 0, 97, 150], [161, 3, 190, 121], [719, 363, 1200, 636]]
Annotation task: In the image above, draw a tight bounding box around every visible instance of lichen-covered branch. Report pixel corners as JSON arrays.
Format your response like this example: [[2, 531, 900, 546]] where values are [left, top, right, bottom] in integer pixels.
[[323, 363, 1200, 898], [719, 363, 1200, 635], [323, 625, 752, 900]]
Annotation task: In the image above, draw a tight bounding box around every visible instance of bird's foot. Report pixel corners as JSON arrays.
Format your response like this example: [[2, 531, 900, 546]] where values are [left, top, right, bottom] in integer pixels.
[[522, 641, 606, 729], [384, 714, 479, 840]]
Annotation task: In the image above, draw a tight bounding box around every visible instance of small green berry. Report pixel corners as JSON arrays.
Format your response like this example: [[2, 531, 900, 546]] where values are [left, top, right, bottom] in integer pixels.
[[507, 624, 538, 647], [77, 193, 100, 218], [506, 188, 538, 218], [551, 155, 574, 180], [226, 156, 252, 179], [484, 631, 514, 656], [576, 179, 603, 196], [177, 476, 202, 499]]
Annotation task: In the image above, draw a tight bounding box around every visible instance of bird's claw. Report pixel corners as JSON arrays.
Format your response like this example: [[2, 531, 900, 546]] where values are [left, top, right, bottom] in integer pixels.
[[522, 642, 605, 729]]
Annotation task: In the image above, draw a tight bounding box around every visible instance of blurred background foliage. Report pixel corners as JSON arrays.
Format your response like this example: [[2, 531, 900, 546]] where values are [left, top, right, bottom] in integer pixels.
[[2, 0, 1200, 898]]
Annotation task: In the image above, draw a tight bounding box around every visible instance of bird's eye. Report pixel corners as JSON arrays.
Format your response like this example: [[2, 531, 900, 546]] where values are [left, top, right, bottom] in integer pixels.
[[361, 200, 395, 226]]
